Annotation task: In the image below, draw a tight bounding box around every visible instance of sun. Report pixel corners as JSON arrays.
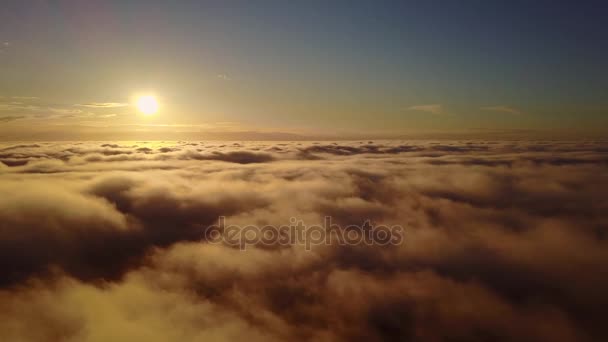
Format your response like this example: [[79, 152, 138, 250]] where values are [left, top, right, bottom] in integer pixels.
[[136, 95, 159, 115]]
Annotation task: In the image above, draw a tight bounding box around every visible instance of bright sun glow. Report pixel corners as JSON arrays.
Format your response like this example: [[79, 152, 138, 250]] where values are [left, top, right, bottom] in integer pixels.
[[136, 95, 159, 115]]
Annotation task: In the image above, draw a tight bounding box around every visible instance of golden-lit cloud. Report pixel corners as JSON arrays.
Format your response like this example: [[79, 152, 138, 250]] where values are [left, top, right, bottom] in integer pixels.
[[1, 140, 607, 340]]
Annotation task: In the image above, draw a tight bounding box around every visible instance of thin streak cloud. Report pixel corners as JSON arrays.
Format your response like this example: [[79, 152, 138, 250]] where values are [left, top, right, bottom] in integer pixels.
[[76, 103, 129, 108], [407, 104, 445, 115], [481, 106, 523, 115]]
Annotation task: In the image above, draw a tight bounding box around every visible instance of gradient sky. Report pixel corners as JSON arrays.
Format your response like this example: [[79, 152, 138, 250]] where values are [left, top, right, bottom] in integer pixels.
[[1, 0, 607, 139]]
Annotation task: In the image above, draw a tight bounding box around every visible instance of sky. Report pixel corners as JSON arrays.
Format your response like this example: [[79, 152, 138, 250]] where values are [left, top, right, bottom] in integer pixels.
[[1, 0, 607, 139]]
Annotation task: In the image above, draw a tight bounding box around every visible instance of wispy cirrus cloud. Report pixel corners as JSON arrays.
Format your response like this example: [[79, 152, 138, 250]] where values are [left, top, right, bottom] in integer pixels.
[[407, 104, 445, 115], [481, 105, 523, 115], [0, 96, 39, 101], [0, 98, 91, 119], [0, 103, 42, 112], [76, 102, 129, 108], [0, 98, 126, 119], [0, 115, 25, 122], [10, 96, 38, 100]]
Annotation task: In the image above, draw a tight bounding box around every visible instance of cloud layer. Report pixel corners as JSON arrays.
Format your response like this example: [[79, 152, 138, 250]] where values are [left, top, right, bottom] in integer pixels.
[[1, 140, 607, 341]]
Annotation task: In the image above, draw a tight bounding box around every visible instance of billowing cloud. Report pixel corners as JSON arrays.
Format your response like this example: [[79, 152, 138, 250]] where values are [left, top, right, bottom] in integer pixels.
[[0, 140, 607, 341]]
